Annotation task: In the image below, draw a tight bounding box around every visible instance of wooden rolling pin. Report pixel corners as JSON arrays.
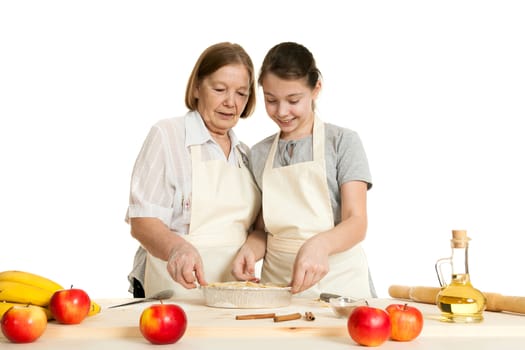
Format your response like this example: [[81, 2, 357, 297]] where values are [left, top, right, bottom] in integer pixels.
[[388, 285, 525, 315]]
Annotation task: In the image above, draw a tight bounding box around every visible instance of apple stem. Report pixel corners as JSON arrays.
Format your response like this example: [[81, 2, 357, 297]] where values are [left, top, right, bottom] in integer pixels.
[[403, 303, 408, 311]]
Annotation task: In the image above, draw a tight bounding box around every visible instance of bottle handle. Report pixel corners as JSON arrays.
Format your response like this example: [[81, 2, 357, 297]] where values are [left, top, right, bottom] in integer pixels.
[[435, 257, 451, 287]]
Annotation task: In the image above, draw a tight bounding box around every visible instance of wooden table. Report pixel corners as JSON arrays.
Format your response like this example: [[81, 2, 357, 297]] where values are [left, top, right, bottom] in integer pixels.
[[2, 296, 525, 349]]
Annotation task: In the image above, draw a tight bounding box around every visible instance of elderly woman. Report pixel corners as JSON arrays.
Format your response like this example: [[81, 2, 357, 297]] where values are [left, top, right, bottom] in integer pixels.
[[126, 42, 261, 298]]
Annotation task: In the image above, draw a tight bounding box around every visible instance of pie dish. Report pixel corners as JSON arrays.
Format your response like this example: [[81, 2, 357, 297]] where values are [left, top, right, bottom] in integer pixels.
[[201, 281, 292, 308]]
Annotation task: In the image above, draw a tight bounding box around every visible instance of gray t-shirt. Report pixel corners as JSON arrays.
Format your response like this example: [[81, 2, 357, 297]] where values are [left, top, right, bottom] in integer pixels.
[[250, 122, 372, 225]]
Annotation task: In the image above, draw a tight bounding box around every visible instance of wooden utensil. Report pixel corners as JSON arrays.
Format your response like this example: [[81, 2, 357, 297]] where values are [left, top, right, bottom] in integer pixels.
[[388, 285, 525, 315]]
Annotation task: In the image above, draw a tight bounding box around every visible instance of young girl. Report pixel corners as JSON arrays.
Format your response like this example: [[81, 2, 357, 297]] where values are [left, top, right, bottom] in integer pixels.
[[233, 42, 375, 298]]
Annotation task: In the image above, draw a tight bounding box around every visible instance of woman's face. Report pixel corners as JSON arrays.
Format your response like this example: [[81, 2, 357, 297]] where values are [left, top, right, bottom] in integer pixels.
[[194, 64, 251, 136], [261, 72, 321, 140]]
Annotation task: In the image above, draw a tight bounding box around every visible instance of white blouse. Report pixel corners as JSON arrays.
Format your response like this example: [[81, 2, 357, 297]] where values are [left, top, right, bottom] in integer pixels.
[[126, 110, 246, 233]]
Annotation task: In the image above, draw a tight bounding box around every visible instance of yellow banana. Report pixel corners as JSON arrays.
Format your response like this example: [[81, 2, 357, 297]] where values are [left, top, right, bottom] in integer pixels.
[[0, 301, 53, 320], [0, 270, 64, 292], [0, 270, 101, 317], [88, 300, 101, 316], [42, 305, 54, 320], [0, 280, 54, 306], [0, 301, 16, 318]]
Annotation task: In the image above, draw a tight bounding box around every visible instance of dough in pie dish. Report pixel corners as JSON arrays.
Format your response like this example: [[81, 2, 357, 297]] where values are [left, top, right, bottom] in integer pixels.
[[202, 281, 292, 308]]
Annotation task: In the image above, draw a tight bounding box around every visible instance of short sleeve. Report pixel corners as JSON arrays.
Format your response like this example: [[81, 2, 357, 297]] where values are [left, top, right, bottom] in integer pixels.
[[126, 125, 176, 225], [249, 134, 276, 190], [336, 129, 373, 190]]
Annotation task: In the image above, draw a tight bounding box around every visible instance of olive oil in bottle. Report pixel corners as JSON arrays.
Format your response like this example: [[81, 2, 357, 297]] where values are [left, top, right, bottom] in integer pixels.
[[435, 230, 486, 323]]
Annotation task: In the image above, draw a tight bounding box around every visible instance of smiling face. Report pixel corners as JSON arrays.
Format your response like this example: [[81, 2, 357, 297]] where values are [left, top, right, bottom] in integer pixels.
[[261, 72, 321, 140], [194, 64, 251, 136]]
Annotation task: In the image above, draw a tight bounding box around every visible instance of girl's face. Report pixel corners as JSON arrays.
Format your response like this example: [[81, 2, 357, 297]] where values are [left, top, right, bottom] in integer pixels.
[[261, 72, 321, 140], [194, 64, 251, 136]]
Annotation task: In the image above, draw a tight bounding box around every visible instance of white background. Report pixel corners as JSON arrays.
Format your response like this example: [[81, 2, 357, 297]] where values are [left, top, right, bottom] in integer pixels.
[[1, 1, 524, 299]]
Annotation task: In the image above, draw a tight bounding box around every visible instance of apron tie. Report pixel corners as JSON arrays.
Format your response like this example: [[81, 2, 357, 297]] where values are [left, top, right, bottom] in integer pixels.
[[267, 234, 303, 254]]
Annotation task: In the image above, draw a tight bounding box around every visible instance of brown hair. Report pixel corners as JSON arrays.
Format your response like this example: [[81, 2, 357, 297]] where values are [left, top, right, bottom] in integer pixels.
[[185, 42, 256, 118], [258, 42, 321, 89]]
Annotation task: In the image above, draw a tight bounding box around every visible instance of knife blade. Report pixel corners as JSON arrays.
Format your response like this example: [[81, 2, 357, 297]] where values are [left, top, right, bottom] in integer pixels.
[[108, 289, 174, 309]]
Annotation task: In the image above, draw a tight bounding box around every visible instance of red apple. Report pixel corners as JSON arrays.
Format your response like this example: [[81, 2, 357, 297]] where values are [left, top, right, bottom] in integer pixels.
[[139, 303, 187, 345], [386, 303, 424, 341], [49, 287, 91, 324], [1, 305, 47, 343], [347, 305, 391, 347]]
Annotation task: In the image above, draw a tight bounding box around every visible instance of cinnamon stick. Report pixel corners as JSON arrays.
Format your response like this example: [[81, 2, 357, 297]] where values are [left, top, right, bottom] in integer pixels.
[[235, 313, 275, 320], [304, 311, 315, 321], [273, 312, 302, 322]]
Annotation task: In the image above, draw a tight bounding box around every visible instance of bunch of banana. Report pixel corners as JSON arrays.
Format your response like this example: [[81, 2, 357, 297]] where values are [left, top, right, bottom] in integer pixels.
[[0, 270, 101, 319]]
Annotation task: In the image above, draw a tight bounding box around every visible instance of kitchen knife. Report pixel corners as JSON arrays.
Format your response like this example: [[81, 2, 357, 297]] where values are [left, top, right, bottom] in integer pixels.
[[108, 289, 174, 308]]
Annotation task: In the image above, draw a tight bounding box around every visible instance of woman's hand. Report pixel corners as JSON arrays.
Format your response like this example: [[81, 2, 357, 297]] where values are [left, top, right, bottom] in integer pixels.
[[166, 241, 207, 289], [232, 244, 259, 282], [290, 236, 330, 294]]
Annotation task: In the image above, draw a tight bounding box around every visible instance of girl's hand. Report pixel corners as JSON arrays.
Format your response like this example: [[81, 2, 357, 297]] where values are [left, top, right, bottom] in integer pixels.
[[290, 237, 329, 294]]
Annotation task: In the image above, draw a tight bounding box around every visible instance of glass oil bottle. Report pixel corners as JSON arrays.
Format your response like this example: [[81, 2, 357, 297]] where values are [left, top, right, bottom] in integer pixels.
[[435, 230, 486, 323]]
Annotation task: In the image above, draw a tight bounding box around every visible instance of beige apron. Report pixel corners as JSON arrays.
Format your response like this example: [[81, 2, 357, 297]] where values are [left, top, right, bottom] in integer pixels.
[[261, 117, 372, 299], [144, 144, 261, 298]]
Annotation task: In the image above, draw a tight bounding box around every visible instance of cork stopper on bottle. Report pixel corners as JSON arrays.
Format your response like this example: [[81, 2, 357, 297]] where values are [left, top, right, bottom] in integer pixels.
[[451, 229, 470, 248]]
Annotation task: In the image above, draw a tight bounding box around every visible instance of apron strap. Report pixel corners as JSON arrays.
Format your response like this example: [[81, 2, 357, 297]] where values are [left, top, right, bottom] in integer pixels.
[[190, 143, 202, 163], [312, 116, 325, 162], [264, 133, 280, 171]]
